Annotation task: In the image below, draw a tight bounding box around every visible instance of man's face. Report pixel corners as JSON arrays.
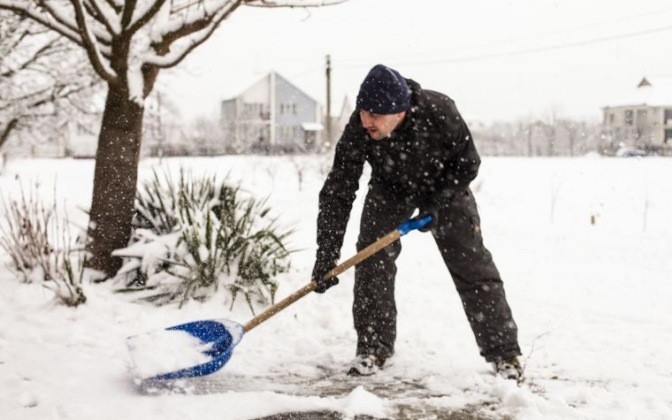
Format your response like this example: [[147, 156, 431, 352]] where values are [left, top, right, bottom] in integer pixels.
[[359, 109, 406, 140]]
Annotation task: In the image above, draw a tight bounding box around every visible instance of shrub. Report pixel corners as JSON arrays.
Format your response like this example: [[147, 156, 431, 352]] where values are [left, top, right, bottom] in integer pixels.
[[113, 168, 293, 312], [0, 181, 87, 306]]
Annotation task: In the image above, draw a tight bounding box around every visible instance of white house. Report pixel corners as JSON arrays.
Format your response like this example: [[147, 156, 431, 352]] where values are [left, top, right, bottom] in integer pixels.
[[602, 77, 672, 155], [220, 71, 325, 154]]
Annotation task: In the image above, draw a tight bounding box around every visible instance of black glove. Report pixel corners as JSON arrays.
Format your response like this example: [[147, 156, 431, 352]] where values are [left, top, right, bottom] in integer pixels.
[[416, 204, 439, 232], [418, 189, 455, 232], [312, 251, 339, 293]]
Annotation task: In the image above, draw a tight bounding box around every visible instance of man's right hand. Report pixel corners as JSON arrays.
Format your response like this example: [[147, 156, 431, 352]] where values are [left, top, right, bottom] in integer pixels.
[[416, 205, 438, 232], [311, 252, 340, 293], [418, 189, 455, 232]]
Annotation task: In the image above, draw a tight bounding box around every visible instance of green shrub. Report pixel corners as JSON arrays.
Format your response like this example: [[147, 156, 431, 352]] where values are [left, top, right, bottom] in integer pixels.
[[114, 168, 293, 312]]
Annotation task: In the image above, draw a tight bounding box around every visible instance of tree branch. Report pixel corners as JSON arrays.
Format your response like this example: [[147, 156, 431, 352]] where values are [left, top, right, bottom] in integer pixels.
[[6, 85, 53, 104], [24, 35, 62, 67], [0, 1, 83, 46], [67, 0, 116, 82], [0, 118, 19, 149], [146, 1, 241, 68], [0, 18, 31, 57], [119, 0, 136, 28], [100, 0, 121, 14], [82, 0, 117, 35], [35, 0, 80, 34], [243, 0, 347, 7], [127, 0, 167, 35]]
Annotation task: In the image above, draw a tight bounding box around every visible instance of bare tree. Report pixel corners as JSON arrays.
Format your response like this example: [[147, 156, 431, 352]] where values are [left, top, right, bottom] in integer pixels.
[[0, 12, 99, 150], [187, 114, 224, 155], [541, 104, 567, 157], [0, 0, 347, 276]]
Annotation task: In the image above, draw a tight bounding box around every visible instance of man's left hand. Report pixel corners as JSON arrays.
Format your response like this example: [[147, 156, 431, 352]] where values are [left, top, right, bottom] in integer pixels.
[[312, 252, 339, 293]]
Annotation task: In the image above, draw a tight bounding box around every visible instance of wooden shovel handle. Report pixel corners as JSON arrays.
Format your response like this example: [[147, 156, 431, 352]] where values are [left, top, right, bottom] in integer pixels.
[[243, 229, 402, 333]]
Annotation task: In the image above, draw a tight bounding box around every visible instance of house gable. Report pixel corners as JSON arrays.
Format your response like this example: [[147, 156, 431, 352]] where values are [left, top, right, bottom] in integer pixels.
[[602, 77, 672, 153], [220, 71, 324, 154]]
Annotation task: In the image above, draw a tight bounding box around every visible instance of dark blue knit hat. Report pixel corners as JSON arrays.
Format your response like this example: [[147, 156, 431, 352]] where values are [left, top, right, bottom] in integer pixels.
[[356, 64, 411, 114]]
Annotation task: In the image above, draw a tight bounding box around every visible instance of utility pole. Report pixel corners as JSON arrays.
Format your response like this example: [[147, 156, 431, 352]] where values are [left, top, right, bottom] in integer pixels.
[[325, 55, 332, 146], [156, 91, 164, 162], [270, 71, 276, 152]]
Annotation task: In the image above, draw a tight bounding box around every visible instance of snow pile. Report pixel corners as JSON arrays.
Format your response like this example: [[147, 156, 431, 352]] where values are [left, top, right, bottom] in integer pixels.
[[341, 386, 391, 419], [127, 328, 213, 381]]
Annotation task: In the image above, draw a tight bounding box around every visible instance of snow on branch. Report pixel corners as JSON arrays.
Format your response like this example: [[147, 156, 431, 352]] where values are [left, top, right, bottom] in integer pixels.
[[243, 0, 347, 7], [143, 1, 239, 68], [141, 0, 348, 69], [1, 0, 351, 97], [0, 0, 82, 45], [83, 0, 121, 34], [68, 0, 117, 81], [126, 0, 167, 34], [0, 1, 115, 68], [36, 0, 80, 34], [39, 0, 114, 46]]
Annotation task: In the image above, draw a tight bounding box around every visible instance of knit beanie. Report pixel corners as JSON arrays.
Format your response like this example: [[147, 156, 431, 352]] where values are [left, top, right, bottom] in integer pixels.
[[356, 64, 411, 114]]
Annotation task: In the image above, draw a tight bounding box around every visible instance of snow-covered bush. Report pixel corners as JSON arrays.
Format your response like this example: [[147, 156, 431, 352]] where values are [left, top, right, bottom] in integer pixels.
[[113, 168, 293, 312], [0, 181, 86, 306]]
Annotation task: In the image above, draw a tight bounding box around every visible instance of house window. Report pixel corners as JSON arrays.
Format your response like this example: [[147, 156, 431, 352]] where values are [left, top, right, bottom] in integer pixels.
[[665, 129, 672, 144], [625, 110, 634, 126], [665, 109, 672, 125], [260, 104, 270, 120], [279, 103, 296, 116]]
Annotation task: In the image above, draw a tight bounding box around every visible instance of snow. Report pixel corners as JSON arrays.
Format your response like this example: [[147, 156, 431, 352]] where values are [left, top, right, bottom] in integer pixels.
[[342, 386, 391, 418], [127, 328, 214, 380], [1, 155, 672, 419]]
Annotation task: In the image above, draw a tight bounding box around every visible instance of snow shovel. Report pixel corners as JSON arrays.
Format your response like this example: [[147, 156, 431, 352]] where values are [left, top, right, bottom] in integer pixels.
[[127, 214, 432, 382]]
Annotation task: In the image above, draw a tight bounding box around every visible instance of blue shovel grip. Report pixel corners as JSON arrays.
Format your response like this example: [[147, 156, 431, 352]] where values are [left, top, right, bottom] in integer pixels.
[[397, 215, 433, 236]]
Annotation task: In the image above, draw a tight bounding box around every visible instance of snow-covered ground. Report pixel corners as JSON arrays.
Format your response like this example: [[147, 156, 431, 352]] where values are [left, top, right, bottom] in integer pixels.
[[1, 155, 671, 420]]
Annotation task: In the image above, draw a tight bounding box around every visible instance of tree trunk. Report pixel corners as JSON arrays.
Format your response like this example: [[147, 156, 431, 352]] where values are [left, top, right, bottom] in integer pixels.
[[0, 118, 19, 150], [86, 81, 144, 276]]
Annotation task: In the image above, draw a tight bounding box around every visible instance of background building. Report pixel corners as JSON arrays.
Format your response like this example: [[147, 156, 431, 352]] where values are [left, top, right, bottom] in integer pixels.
[[220, 71, 325, 154], [602, 77, 672, 156]]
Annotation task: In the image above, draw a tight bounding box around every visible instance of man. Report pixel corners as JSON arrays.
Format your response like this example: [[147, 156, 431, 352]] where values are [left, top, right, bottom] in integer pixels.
[[312, 64, 522, 381]]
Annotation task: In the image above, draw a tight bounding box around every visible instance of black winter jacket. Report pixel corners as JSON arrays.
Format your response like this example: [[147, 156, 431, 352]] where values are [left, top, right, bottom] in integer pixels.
[[316, 79, 481, 260]]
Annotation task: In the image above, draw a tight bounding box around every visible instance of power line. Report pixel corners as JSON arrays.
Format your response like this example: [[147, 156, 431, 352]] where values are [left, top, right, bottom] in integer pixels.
[[463, 6, 672, 50], [338, 24, 672, 68], [351, 6, 672, 62]]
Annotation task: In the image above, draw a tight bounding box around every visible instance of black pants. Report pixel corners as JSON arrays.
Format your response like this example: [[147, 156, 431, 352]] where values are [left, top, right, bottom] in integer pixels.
[[353, 187, 521, 363]]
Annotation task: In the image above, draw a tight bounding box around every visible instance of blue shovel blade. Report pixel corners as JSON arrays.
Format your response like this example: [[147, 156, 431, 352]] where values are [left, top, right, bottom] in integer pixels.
[[128, 319, 244, 382]]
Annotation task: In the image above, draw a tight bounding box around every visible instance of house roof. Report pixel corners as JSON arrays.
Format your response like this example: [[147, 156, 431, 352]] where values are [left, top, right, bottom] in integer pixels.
[[221, 71, 319, 105], [607, 77, 672, 108]]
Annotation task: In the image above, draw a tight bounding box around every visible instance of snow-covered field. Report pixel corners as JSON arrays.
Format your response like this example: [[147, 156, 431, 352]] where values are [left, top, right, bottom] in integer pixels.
[[1, 155, 671, 420]]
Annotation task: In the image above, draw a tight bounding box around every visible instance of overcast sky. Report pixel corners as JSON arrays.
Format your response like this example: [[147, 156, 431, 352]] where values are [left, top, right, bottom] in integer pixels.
[[162, 0, 672, 124]]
